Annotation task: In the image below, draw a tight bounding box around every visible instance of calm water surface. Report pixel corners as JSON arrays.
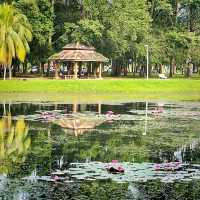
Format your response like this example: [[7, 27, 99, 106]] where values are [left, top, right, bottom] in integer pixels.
[[0, 101, 200, 199]]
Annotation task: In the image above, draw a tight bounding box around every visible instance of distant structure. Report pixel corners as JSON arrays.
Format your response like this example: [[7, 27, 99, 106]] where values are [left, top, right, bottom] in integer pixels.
[[49, 42, 109, 79]]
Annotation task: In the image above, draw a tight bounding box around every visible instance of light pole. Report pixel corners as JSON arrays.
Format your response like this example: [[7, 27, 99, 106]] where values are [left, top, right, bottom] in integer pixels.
[[145, 45, 149, 80]]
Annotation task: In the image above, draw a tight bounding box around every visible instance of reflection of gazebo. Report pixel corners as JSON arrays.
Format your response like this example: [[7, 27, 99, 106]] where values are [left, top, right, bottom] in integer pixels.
[[48, 42, 109, 79], [57, 117, 104, 136]]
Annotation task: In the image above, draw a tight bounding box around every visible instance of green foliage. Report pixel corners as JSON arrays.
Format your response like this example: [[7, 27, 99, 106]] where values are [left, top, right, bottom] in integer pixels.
[[53, 0, 150, 61], [1, 0, 200, 78], [64, 19, 104, 45], [15, 0, 53, 64], [150, 0, 173, 26], [104, 0, 150, 59], [0, 3, 32, 65]]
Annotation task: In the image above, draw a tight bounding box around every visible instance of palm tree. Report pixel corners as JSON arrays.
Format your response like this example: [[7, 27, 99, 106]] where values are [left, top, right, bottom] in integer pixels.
[[0, 3, 32, 80]]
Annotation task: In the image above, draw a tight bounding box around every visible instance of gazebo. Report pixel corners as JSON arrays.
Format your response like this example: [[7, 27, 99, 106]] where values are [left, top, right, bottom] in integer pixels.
[[48, 42, 109, 79]]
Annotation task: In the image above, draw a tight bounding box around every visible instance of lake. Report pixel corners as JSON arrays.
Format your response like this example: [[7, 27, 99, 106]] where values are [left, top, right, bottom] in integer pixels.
[[0, 101, 200, 199]]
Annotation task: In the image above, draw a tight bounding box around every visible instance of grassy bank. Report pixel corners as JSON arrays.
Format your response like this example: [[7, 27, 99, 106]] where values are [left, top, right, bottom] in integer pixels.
[[0, 79, 200, 102]]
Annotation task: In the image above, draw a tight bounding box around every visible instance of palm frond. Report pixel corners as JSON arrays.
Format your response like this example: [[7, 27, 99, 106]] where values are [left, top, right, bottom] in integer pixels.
[[0, 3, 32, 67]]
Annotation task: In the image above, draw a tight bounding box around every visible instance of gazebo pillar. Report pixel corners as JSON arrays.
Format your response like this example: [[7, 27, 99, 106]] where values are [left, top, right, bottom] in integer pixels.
[[96, 62, 102, 79], [98, 63, 102, 79], [90, 62, 93, 73], [90, 62, 93, 78], [93, 66, 97, 78], [73, 62, 78, 79], [55, 62, 60, 79]]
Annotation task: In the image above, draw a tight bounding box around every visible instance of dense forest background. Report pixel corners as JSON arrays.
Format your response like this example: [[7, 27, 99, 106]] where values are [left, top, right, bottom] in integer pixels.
[[1, 0, 200, 77]]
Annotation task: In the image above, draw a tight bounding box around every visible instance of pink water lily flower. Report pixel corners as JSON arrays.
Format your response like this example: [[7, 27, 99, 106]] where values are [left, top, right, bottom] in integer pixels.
[[52, 175, 60, 182], [112, 160, 118, 163], [106, 160, 125, 173]]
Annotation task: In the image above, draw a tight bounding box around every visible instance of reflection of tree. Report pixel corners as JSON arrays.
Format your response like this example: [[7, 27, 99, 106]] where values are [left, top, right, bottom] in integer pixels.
[[174, 139, 200, 163], [25, 129, 52, 175], [57, 117, 200, 163], [60, 122, 149, 163], [0, 114, 31, 174], [79, 181, 128, 199], [136, 180, 200, 200]]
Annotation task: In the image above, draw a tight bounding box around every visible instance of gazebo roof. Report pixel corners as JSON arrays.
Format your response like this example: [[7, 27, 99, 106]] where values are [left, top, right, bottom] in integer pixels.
[[63, 43, 95, 51], [49, 42, 109, 62]]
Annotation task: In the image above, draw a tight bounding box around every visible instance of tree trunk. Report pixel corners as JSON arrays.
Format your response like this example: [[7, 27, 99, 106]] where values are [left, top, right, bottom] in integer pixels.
[[133, 54, 137, 77], [23, 60, 28, 74], [13, 65, 17, 77], [3, 65, 6, 80], [173, 64, 176, 75], [149, 64, 152, 77], [124, 63, 128, 76], [41, 63, 44, 76], [113, 60, 121, 76], [47, 61, 50, 76], [159, 64, 164, 74], [169, 58, 173, 78], [131, 62, 134, 75], [9, 65, 12, 80], [185, 63, 193, 78], [185, 66, 190, 78], [173, 0, 179, 25], [139, 65, 145, 77]]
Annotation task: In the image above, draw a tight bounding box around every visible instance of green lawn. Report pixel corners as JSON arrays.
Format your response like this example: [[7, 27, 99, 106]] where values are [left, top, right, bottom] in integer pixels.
[[0, 79, 200, 102]]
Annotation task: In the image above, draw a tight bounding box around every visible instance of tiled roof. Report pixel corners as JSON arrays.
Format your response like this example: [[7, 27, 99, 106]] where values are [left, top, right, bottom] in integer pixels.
[[49, 43, 109, 62]]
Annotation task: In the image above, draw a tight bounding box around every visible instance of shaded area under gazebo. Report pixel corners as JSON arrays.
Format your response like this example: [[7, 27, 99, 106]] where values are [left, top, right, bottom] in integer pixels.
[[48, 43, 109, 79]]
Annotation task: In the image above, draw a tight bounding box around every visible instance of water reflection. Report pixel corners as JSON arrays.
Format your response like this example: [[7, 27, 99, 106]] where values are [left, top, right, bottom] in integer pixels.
[[143, 101, 148, 136], [0, 101, 199, 199], [0, 114, 31, 175], [57, 114, 105, 136]]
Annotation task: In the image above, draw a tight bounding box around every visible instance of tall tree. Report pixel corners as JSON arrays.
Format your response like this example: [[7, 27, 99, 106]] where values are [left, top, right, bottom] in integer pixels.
[[0, 3, 32, 79], [15, 0, 54, 72]]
